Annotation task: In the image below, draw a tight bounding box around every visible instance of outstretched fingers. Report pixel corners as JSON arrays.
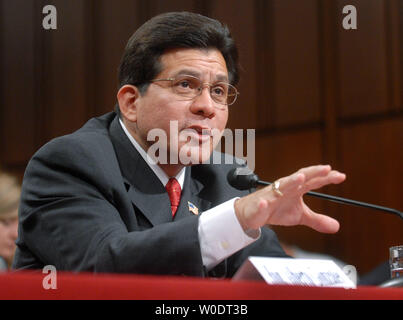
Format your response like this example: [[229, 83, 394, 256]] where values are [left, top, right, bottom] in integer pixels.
[[298, 165, 332, 181], [278, 165, 346, 196], [237, 164, 345, 233], [273, 165, 331, 195], [302, 170, 346, 194], [274, 172, 305, 196]]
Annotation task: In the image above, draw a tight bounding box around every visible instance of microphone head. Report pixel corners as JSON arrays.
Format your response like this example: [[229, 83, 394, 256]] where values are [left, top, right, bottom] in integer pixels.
[[227, 167, 259, 190]]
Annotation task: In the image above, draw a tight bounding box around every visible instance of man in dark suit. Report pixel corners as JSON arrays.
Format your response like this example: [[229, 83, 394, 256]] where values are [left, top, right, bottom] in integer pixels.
[[13, 12, 345, 277]]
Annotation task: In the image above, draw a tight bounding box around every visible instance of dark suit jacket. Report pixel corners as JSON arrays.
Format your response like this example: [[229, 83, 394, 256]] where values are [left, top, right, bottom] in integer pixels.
[[13, 112, 287, 277]]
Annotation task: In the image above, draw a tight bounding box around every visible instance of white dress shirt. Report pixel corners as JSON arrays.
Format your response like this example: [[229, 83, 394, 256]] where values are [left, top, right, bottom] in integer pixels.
[[119, 119, 260, 270]]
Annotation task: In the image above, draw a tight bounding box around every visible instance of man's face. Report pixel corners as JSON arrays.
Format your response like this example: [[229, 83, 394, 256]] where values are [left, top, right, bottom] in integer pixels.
[[131, 48, 229, 165]]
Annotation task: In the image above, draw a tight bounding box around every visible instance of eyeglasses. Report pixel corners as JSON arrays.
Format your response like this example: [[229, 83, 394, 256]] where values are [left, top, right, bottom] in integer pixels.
[[150, 74, 239, 108]]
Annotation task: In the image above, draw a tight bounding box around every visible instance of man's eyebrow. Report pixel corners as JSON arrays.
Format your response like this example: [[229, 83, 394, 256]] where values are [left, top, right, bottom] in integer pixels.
[[215, 74, 229, 82], [173, 69, 229, 82], [174, 69, 200, 78]]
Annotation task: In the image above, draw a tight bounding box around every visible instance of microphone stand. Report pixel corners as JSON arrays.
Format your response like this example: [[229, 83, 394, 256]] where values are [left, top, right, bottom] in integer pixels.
[[257, 180, 403, 220]]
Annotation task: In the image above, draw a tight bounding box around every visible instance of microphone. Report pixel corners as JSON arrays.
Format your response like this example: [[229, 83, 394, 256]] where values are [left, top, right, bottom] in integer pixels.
[[227, 167, 403, 220]]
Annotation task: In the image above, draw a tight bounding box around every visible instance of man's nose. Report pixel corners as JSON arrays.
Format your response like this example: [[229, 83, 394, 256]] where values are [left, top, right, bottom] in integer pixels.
[[189, 87, 216, 118]]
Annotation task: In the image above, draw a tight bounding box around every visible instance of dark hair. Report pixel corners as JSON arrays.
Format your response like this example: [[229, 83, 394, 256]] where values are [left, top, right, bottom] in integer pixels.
[[117, 11, 239, 99]]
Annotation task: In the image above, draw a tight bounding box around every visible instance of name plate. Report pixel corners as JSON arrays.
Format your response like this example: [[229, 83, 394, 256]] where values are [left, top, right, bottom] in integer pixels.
[[233, 257, 356, 288]]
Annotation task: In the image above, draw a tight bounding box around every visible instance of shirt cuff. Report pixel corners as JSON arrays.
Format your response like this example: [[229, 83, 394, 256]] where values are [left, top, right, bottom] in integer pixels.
[[198, 197, 261, 271]]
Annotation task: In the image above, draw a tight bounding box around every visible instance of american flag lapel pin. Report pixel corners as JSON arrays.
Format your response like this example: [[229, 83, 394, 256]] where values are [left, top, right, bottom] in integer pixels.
[[188, 201, 199, 215]]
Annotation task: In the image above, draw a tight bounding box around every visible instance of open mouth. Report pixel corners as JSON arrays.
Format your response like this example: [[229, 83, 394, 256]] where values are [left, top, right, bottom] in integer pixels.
[[181, 126, 212, 143]]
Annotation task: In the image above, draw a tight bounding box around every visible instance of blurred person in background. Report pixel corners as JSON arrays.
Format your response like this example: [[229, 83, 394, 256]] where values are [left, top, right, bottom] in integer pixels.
[[0, 171, 20, 271]]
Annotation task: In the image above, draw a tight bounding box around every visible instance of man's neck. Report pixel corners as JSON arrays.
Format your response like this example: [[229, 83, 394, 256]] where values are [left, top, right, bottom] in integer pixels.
[[157, 163, 185, 178], [119, 118, 186, 186]]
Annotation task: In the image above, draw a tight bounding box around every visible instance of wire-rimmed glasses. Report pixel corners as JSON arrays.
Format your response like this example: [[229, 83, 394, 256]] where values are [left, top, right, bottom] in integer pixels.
[[150, 74, 239, 109]]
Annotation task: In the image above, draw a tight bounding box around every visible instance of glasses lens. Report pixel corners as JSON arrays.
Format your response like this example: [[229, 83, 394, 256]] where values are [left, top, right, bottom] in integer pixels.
[[226, 85, 238, 105], [211, 83, 238, 106], [210, 83, 228, 104], [172, 76, 201, 98], [170, 75, 238, 106]]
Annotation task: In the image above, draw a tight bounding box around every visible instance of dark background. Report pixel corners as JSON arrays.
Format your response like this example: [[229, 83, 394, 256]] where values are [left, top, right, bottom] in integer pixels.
[[1, 0, 402, 275]]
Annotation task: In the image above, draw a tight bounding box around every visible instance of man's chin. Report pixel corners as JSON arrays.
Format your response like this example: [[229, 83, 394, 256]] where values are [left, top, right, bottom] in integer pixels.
[[178, 145, 213, 165]]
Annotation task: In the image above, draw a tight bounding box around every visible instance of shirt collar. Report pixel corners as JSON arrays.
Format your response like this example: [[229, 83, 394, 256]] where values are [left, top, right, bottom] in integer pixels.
[[119, 118, 185, 189]]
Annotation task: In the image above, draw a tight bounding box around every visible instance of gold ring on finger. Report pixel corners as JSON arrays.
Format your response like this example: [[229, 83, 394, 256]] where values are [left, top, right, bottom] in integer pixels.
[[272, 180, 283, 197]]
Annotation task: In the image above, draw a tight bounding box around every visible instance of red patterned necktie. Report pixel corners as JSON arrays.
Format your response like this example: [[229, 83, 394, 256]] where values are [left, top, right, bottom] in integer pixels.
[[165, 178, 181, 218]]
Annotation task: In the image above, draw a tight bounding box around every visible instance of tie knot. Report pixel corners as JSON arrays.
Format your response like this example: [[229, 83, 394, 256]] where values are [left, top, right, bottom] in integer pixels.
[[165, 178, 181, 216]]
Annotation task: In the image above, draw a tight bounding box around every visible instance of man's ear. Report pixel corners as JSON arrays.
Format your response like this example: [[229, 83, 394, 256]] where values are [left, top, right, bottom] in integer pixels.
[[117, 85, 140, 122]]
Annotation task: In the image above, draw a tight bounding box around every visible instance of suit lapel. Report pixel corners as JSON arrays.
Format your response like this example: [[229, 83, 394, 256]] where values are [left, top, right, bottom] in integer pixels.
[[126, 182, 173, 225], [109, 117, 173, 225]]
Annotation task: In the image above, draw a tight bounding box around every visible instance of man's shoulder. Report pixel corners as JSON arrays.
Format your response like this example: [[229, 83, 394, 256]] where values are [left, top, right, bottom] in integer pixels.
[[23, 112, 123, 193], [37, 112, 116, 155], [57, 111, 116, 142], [25, 112, 119, 178], [76, 111, 117, 134]]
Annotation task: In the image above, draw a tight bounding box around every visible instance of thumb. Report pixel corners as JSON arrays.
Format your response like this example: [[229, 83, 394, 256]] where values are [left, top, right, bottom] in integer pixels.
[[301, 206, 340, 234]]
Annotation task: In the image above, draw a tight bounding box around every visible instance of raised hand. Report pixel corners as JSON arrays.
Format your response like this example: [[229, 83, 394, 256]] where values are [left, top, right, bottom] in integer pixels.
[[234, 165, 346, 234]]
